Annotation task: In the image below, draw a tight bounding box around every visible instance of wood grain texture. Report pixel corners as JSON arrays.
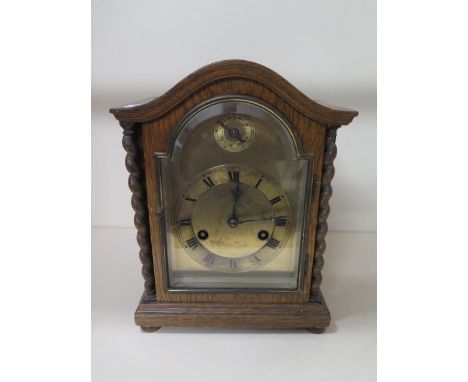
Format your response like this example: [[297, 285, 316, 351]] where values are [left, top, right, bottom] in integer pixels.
[[110, 60, 358, 126], [135, 292, 331, 329], [121, 122, 156, 297], [311, 127, 337, 298]]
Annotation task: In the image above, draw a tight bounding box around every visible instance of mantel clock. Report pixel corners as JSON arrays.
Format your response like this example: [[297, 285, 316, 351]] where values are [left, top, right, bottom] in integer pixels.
[[110, 60, 357, 332]]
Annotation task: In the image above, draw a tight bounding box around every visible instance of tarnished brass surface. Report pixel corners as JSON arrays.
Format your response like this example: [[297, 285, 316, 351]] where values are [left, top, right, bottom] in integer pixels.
[[174, 164, 292, 273]]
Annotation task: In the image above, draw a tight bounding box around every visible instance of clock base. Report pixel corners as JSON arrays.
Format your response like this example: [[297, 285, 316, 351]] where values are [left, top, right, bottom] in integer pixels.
[[134, 291, 331, 331]]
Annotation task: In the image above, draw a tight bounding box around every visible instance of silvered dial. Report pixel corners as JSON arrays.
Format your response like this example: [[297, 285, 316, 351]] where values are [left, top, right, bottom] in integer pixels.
[[174, 165, 292, 273]]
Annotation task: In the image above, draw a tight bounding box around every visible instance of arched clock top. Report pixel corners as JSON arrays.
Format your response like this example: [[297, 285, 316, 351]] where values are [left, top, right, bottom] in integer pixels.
[[109, 60, 358, 126], [163, 96, 302, 162]]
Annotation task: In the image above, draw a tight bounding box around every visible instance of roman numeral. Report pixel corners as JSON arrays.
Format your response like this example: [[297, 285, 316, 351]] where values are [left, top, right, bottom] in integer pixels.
[[203, 176, 215, 188], [274, 216, 287, 226], [253, 255, 262, 263], [184, 197, 197, 202], [204, 253, 215, 265], [228, 171, 239, 182], [179, 218, 192, 226], [270, 196, 282, 205], [266, 238, 280, 249], [230, 259, 238, 269], [254, 178, 263, 188], [186, 237, 199, 249]]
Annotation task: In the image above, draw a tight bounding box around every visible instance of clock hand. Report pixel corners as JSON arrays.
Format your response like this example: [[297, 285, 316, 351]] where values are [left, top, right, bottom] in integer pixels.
[[238, 216, 275, 224], [218, 121, 246, 143], [227, 179, 242, 228], [229, 128, 246, 143], [231, 181, 241, 218]]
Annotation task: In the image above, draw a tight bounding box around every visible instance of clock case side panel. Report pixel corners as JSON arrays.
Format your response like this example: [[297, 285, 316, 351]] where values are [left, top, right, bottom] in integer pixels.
[[310, 127, 339, 300], [142, 80, 327, 304], [120, 122, 156, 299]]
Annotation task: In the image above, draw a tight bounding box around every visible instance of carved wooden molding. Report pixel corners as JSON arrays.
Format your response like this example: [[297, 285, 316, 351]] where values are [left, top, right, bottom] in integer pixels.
[[135, 300, 331, 329], [311, 127, 338, 297], [110, 60, 358, 126], [121, 122, 156, 297]]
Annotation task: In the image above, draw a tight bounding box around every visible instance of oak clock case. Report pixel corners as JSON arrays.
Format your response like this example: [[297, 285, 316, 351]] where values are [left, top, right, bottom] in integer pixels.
[[109, 60, 358, 332]]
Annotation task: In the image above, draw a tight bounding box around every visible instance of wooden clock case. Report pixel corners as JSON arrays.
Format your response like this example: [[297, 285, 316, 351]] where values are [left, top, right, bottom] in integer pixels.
[[110, 60, 357, 332]]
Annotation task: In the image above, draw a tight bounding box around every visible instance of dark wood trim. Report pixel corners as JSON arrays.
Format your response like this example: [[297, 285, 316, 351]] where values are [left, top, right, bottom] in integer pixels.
[[311, 127, 338, 298], [121, 122, 156, 297], [110, 60, 358, 126], [135, 292, 331, 329]]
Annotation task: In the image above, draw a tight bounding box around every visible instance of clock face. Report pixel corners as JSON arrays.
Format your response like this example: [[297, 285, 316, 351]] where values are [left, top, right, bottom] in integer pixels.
[[213, 115, 255, 152], [174, 165, 292, 273], [159, 97, 311, 290]]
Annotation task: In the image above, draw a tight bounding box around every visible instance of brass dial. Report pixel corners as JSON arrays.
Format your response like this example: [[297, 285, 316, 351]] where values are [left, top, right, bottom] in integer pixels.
[[174, 165, 292, 273], [214, 114, 255, 152]]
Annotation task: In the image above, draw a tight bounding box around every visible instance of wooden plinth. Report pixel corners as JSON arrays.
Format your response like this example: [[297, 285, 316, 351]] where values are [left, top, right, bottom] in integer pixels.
[[134, 292, 330, 331]]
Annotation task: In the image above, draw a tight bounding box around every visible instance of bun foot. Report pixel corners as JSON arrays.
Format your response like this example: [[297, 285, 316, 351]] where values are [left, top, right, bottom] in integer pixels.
[[306, 327, 325, 334], [140, 326, 161, 332]]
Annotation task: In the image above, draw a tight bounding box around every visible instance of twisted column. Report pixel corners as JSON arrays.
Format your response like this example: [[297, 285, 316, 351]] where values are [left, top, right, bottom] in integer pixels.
[[311, 127, 338, 297], [121, 122, 156, 296]]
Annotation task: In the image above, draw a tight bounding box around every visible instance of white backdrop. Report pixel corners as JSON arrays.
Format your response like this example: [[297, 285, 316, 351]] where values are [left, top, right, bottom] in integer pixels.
[[92, 0, 376, 232]]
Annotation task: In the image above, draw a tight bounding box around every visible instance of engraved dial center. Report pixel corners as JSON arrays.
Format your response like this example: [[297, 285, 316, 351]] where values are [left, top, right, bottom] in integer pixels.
[[192, 183, 273, 258]]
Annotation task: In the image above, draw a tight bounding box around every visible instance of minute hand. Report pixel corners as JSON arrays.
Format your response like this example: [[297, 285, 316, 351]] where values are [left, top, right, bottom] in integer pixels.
[[238, 216, 275, 224], [231, 182, 241, 218]]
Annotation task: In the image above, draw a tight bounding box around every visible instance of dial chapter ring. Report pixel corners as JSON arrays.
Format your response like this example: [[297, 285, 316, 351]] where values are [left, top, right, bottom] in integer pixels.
[[174, 164, 293, 273]]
